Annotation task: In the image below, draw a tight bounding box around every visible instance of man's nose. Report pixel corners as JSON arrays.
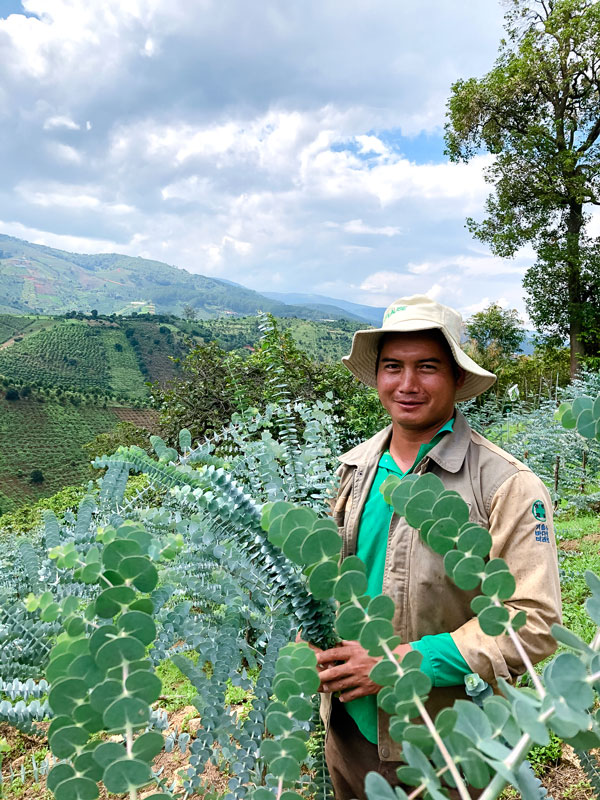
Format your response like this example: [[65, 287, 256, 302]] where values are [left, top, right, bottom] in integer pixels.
[[396, 368, 419, 392]]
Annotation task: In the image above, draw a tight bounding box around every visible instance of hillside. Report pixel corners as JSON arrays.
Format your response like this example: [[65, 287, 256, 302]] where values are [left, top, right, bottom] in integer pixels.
[[0, 312, 361, 510], [0, 234, 364, 320]]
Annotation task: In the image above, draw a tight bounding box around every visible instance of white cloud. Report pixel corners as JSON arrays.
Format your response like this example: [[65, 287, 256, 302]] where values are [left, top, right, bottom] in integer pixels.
[[0, 0, 533, 317], [43, 115, 80, 130]]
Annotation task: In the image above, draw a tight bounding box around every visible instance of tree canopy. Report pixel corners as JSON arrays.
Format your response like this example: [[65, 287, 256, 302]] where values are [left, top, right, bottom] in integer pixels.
[[445, 0, 600, 376]]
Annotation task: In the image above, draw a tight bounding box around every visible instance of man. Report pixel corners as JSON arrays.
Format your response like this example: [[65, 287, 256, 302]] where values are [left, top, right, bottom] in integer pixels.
[[316, 296, 561, 800]]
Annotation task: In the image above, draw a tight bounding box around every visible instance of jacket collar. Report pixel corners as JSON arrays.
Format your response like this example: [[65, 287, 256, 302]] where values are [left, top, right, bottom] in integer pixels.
[[338, 408, 472, 474]]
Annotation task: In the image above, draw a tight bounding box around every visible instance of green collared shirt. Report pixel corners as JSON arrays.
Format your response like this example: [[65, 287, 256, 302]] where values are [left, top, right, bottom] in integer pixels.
[[345, 417, 470, 744]]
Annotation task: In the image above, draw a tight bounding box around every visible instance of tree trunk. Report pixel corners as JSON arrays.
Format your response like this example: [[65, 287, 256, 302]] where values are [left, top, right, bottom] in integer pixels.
[[566, 200, 585, 379]]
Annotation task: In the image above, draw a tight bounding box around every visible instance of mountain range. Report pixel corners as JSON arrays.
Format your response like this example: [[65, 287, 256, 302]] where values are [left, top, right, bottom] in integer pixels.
[[0, 234, 382, 324]]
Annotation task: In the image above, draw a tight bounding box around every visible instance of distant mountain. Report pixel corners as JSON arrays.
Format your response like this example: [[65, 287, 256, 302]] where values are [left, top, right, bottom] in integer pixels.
[[263, 292, 384, 326], [0, 235, 355, 321]]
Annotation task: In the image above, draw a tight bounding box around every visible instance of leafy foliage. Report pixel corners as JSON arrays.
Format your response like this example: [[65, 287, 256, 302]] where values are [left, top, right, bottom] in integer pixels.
[[446, 0, 600, 371]]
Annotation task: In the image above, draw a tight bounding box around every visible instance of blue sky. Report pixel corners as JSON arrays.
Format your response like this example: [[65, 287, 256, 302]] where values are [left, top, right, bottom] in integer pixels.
[[0, 0, 536, 319]]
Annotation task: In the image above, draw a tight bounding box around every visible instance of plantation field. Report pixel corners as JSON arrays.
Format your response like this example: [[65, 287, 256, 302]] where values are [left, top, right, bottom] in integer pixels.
[[0, 397, 158, 513]]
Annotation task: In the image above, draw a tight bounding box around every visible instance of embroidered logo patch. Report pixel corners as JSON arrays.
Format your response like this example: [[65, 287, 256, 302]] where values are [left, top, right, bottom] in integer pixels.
[[535, 523, 550, 543], [532, 500, 546, 522]]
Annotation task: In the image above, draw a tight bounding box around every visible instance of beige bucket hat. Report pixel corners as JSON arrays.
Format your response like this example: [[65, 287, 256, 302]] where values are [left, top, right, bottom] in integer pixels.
[[342, 295, 496, 402]]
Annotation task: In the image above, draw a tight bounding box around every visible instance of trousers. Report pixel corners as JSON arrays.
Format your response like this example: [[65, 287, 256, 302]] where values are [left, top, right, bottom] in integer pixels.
[[324, 697, 478, 800]]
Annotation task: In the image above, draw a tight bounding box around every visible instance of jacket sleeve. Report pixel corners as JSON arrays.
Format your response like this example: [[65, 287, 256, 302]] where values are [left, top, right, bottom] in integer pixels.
[[450, 468, 562, 685]]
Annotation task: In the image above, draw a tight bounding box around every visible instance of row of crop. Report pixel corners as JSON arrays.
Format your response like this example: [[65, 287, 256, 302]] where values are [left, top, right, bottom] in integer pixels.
[[0, 322, 112, 391], [0, 399, 125, 507]]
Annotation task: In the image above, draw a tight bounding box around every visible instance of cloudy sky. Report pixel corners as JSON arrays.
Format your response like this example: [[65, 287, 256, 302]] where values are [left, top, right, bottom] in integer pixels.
[[0, 0, 534, 317]]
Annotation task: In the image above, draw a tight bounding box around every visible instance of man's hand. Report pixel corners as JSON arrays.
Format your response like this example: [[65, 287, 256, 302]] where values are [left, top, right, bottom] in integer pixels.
[[316, 640, 412, 703]]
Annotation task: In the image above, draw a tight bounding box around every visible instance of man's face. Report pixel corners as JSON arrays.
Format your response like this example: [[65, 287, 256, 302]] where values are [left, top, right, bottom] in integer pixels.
[[376, 332, 465, 434]]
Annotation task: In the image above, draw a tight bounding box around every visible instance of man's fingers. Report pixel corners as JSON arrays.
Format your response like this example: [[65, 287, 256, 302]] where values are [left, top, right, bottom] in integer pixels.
[[321, 676, 358, 693], [316, 646, 352, 664], [318, 662, 353, 684]]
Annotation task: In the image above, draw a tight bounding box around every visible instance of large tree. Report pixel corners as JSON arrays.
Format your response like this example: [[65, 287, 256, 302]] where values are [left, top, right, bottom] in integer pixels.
[[445, 0, 600, 376]]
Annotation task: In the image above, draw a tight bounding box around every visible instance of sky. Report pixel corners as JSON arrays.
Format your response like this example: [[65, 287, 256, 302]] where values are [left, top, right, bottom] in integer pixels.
[[0, 0, 536, 318]]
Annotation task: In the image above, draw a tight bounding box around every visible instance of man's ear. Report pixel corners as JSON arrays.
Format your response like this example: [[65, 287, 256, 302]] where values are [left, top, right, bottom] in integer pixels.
[[456, 367, 466, 389]]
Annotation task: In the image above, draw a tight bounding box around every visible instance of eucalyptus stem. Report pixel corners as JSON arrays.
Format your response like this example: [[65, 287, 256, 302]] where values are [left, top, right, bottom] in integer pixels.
[[380, 643, 471, 800]]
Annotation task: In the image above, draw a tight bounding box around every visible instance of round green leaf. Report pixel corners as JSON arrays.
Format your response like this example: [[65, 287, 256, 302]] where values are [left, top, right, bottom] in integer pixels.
[[95, 587, 136, 619], [266, 703, 294, 735], [49, 677, 88, 716], [367, 594, 395, 621], [577, 408, 597, 439], [359, 618, 395, 655], [41, 602, 61, 622], [80, 563, 102, 584], [404, 489, 437, 528], [69, 654, 104, 689], [103, 696, 150, 732], [282, 508, 315, 535], [369, 659, 399, 687], [301, 529, 342, 565], [432, 494, 469, 527], [308, 560, 339, 599], [73, 751, 104, 781], [561, 409, 576, 429], [282, 526, 310, 565], [471, 595, 493, 615], [481, 570, 515, 600], [427, 517, 459, 554], [412, 472, 445, 497], [394, 670, 431, 700], [102, 539, 141, 571], [96, 635, 145, 668], [65, 616, 86, 637], [286, 694, 313, 720], [478, 605, 509, 636], [129, 597, 153, 615], [272, 675, 298, 703], [47, 653, 75, 684], [293, 665, 320, 695], [73, 702, 104, 733], [452, 555, 485, 590], [117, 611, 157, 645], [53, 776, 99, 800], [443, 549, 463, 577], [90, 679, 122, 712], [91, 741, 127, 768], [572, 396, 594, 417], [335, 605, 365, 640], [50, 724, 89, 759], [47, 763, 75, 793], [132, 731, 164, 762], [89, 624, 118, 658], [103, 758, 153, 794], [334, 570, 368, 603], [340, 556, 366, 575], [119, 556, 158, 593], [457, 524, 492, 558], [126, 670, 162, 704], [269, 755, 301, 782]]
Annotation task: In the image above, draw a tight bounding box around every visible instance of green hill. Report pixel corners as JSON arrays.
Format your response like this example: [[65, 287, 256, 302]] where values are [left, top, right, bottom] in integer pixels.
[[0, 311, 362, 511], [0, 234, 355, 320]]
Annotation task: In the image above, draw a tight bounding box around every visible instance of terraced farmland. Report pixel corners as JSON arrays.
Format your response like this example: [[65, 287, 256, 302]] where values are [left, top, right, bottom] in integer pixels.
[[0, 396, 158, 512]]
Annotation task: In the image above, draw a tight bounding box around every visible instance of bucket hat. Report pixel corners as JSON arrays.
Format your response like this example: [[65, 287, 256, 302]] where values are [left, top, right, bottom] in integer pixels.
[[342, 295, 496, 402]]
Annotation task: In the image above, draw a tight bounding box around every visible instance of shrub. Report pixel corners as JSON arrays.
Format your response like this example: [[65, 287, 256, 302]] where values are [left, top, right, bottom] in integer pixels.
[[29, 469, 44, 484]]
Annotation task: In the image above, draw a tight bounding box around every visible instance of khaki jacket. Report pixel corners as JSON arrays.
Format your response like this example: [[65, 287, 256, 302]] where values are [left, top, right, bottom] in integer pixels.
[[321, 409, 562, 761]]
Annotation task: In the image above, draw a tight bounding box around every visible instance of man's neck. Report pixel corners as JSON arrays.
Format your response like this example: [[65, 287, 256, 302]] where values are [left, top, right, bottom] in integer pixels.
[[388, 414, 453, 472]]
